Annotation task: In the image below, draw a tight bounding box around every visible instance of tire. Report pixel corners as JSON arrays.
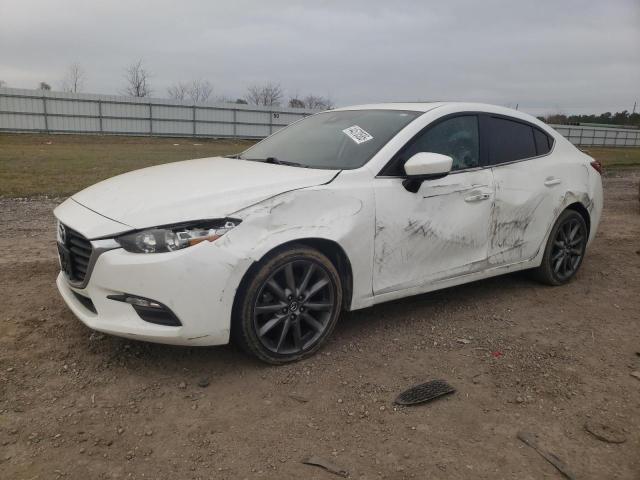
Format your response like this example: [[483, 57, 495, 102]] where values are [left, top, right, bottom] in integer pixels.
[[232, 245, 343, 364], [533, 209, 588, 286]]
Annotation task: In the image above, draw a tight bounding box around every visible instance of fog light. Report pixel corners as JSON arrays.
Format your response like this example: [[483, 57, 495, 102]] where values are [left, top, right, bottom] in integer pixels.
[[107, 294, 182, 327], [121, 296, 162, 308]]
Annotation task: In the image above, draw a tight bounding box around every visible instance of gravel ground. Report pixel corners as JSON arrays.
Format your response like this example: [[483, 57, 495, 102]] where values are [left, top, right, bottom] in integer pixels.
[[1, 170, 639, 479]]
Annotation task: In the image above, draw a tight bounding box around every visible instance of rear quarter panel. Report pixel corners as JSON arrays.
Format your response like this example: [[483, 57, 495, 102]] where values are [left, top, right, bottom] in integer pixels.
[[533, 134, 602, 262]]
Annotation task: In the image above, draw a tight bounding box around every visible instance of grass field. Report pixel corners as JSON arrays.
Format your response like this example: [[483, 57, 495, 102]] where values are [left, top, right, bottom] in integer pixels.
[[1, 133, 639, 197], [579, 146, 640, 168], [0, 134, 256, 197]]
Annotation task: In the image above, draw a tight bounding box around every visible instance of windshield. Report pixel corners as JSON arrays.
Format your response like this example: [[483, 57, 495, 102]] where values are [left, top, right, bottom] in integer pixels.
[[239, 109, 420, 169]]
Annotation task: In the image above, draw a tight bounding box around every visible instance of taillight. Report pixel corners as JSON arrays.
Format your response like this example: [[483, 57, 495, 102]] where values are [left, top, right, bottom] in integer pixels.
[[590, 160, 603, 175]]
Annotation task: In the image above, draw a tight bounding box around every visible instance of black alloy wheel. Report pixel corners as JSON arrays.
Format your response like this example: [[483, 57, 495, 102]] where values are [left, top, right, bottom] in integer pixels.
[[254, 259, 335, 355], [534, 209, 588, 285], [232, 246, 342, 363]]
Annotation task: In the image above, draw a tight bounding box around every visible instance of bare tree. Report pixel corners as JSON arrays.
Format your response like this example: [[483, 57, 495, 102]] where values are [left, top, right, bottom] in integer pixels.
[[245, 85, 262, 105], [302, 94, 334, 110], [288, 95, 305, 108], [187, 79, 213, 104], [245, 82, 283, 106], [123, 59, 152, 97], [61, 63, 85, 93], [39, 82, 51, 91], [288, 93, 333, 110], [167, 80, 213, 104], [167, 82, 188, 101], [216, 95, 239, 104], [0, 80, 6, 88]]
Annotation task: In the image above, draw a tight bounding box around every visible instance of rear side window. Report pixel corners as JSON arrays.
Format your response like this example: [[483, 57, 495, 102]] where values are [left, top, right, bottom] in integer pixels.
[[534, 128, 552, 155], [488, 117, 536, 164]]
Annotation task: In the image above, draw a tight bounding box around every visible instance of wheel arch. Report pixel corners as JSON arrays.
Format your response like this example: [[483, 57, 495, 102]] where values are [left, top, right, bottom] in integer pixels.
[[234, 238, 354, 313], [565, 201, 591, 237]]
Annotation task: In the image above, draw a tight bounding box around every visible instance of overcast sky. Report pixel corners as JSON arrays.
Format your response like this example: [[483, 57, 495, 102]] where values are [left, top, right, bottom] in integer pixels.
[[1, 0, 638, 116]]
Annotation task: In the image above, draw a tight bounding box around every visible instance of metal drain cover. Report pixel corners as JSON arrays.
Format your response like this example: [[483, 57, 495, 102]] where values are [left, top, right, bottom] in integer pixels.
[[394, 380, 456, 406]]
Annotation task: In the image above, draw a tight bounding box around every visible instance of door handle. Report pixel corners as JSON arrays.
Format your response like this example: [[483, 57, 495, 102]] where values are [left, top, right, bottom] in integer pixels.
[[544, 177, 561, 187], [464, 193, 491, 202]]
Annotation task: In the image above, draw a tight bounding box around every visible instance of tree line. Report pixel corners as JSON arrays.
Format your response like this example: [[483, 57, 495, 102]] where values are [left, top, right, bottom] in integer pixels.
[[540, 111, 640, 127], [0, 59, 333, 110]]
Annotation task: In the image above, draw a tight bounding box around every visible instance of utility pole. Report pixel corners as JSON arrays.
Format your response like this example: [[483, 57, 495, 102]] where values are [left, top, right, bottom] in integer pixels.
[[633, 100, 637, 115]]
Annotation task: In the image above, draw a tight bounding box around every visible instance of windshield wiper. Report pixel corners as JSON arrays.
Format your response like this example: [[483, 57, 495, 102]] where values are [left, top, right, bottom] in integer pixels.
[[246, 157, 308, 168]]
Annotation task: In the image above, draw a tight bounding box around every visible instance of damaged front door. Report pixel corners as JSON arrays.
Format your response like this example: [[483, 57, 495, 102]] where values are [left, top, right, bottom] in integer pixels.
[[373, 114, 494, 295]]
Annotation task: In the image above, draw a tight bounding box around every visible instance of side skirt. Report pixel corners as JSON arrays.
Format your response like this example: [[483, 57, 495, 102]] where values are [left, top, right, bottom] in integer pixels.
[[350, 258, 539, 311]]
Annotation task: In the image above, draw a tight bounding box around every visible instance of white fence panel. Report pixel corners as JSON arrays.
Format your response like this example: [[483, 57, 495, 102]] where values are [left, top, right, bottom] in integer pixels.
[[196, 122, 235, 137], [0, 95, 44, 113], [0, 87, 316, 139], [102, 118, 150, 134], [2, 88, 638, 146], [0, 112, 45, 130], [196, 108, 235, 123], [48, 116, 99, 132], [152, 105, 192, 120], [102, 102, 149, 118], [551, 124, 640, 147], [153, 120, 193, 135]]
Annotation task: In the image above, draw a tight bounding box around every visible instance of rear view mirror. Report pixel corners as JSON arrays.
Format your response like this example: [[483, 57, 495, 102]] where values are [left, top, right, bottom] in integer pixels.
[[402, 152, 453, 193]]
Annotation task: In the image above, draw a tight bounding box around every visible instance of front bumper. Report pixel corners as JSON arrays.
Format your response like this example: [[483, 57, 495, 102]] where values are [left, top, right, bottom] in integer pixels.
[[54, 201, 252, 347]]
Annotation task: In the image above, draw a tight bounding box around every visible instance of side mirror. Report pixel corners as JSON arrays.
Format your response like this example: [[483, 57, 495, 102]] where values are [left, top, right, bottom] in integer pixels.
[[402, 152, 453, 193]]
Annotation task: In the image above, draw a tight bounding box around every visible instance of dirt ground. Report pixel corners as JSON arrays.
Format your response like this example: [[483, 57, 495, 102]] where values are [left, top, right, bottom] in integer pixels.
[[1, 170, 639, 480]]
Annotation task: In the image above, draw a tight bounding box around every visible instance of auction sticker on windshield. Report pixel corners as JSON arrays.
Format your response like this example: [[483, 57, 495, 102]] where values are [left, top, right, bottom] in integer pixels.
[[342, 125, 373, 144]]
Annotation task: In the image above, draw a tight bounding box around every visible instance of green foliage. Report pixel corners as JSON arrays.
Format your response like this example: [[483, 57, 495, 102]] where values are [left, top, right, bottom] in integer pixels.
[[0, 134, 256, 197], [543, 110, 640, 127]]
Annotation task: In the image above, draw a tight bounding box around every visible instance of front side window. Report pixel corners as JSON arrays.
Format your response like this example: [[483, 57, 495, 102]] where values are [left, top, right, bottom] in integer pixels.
[[239, 110, 419, 170], [488, 117, 537, 164], [392, 116, 480, 174]]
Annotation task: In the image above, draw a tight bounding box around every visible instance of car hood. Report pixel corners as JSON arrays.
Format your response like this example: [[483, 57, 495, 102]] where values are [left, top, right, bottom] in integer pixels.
[[72, 157, 338, 229]]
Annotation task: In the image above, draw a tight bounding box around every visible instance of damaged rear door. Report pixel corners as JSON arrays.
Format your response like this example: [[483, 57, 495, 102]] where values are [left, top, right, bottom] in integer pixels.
[[487, 116, 569, 265], [373, 114, 494, 295]]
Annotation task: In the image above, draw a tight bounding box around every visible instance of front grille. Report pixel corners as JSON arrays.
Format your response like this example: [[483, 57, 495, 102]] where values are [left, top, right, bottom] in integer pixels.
[[65, 227, 93, 282]]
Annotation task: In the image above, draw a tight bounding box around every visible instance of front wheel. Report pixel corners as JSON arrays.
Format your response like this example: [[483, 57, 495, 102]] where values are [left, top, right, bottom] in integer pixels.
[[533, 209, 588, 286], [232, 246, 342, 364]]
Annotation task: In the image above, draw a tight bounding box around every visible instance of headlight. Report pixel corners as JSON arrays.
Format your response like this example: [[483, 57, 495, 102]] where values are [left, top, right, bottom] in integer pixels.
[[116, 219, 240, 253]]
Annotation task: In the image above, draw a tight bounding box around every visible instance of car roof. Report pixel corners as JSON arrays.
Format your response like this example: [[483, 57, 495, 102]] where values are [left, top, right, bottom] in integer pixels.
[[332, 102, 527, 116], [331, 102, 446, 113], [333, 102, 446, 112], [331, 102, 548, 130]]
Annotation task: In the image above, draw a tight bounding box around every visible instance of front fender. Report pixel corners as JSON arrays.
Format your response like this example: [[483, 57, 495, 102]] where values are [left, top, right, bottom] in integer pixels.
[[217, 184, 376, 310]]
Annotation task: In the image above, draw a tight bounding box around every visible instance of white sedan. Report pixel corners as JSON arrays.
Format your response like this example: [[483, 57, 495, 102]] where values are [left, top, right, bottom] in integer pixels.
[[54, 102, 603, 363]]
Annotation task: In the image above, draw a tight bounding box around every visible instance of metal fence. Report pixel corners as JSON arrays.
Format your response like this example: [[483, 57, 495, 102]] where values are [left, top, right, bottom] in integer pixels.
[[0, 87, 316, 139], [2, 87, 640, 146], [550, 124, 640, 147]]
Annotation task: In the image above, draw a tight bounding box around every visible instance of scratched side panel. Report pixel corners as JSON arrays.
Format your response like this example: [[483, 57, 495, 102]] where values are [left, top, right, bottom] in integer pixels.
[[489, 151, 591, 266], [372, 170, 494, 294], [218, 170, 376, 310]]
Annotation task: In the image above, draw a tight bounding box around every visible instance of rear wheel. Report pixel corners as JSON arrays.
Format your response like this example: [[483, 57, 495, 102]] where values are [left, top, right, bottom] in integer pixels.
[[533, 209, 588, 285], [232, 246, 342, 364]]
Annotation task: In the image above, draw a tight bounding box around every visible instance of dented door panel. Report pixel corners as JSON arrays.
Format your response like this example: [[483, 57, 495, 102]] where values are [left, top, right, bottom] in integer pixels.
[[489, 155, 588, 266], [373, 169, 494, 294]]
